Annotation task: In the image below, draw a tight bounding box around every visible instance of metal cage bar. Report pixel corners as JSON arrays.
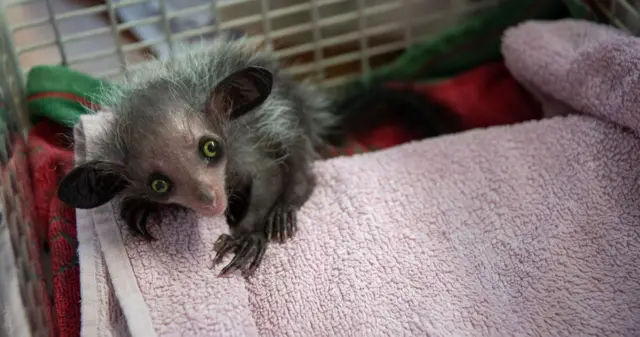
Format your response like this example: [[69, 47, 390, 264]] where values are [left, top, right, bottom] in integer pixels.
[[107, 0, 127, 71], [158, 0, 175, 60], [310, 0, 325, 80], [43, 0, 67, 65], [403, 0, 414, 47], [5, 0, 501, 82]]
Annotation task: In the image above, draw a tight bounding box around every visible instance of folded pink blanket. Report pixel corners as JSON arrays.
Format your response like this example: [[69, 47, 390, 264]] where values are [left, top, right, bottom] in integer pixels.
[[77, 19, 640, 336]]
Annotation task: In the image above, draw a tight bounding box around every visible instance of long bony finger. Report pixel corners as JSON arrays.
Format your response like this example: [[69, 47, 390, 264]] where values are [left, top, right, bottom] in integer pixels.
[[218, 239, 255, 277]]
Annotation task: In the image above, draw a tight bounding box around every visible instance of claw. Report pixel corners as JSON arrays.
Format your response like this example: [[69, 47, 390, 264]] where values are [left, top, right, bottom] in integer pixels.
[[281, 210, 290, 243], [213, 233, 267, 277], [211, 234, 234, 267], [265, 203, 298, 243], [274, 209, 284, 243], [266, 213, 275, 241], [280, 213, 288, 243], [219, 238, 255, 277], [243, 240, 266, 277], [122, 206, 136, 233], [139, 209, 156, 241], [288, 211, 297, 238], [120, 198, 159, 241], [214, 234, 232, 252]]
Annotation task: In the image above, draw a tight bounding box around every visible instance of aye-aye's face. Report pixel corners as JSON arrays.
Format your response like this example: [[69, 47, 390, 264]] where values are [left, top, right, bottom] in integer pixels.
[[125, 114, 229, 217], [57, 66, 273, 213]]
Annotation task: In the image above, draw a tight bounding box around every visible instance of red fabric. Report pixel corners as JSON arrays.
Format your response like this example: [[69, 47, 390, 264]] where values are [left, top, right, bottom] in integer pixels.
[[387, 61, 543, 130], [2, 132, 55, 337], [324, 124, 416, 157], [335, 61, 542, 156], [27, 120, 79, 337]]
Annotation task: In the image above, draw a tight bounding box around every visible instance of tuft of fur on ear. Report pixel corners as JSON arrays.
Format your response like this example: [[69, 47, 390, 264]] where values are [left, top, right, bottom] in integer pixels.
[[57, 160, 129, 209], [207, 66, 273, 120]]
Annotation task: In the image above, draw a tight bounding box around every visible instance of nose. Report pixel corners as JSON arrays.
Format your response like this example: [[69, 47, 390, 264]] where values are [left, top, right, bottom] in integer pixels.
[[197, 186, 215, 203]]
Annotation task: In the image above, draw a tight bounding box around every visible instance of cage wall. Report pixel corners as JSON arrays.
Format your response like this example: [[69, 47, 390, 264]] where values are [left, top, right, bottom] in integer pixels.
[[3, 0, 504, 83]]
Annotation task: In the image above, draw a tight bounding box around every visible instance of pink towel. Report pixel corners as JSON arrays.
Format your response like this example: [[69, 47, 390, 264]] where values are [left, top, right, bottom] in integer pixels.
[[77, 19, 640, 337]]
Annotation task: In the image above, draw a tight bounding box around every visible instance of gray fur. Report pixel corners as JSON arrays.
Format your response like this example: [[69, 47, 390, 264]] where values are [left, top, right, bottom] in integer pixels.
[[91, 34, 336, 198], [82, 34, 339, 275], [97, 35, 336, 163]]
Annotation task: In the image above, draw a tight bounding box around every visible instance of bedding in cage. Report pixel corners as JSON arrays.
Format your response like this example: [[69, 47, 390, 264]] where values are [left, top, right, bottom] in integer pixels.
[[0, 0, 635, 336]]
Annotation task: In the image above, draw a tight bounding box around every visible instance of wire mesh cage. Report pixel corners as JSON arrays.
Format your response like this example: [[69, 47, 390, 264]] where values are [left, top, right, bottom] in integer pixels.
[[0, 0, 638, 336], [593, 0, 640, 32]]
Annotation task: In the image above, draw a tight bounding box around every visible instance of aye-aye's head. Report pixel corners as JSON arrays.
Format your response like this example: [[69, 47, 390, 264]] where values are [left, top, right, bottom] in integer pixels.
[[57, 66, 272, 216]]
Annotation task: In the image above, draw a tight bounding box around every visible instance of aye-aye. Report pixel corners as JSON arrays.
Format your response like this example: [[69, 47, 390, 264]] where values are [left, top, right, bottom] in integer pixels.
[[57, 35, 339, 277]]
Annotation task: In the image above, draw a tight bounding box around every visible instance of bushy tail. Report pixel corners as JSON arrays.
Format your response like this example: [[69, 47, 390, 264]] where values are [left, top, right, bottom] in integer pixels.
[[294, 79, 344, 149], [325, 84, 463, 147]]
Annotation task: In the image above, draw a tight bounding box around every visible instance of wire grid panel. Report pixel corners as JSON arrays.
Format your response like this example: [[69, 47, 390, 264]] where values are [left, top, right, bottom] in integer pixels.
[[3, 0, 500, 86], [591, 0, 640, 33]]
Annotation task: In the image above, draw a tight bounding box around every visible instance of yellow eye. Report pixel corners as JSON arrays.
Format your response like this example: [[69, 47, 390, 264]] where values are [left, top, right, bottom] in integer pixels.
[[150, 179, 170, 193], [202, 139, 218, 158]]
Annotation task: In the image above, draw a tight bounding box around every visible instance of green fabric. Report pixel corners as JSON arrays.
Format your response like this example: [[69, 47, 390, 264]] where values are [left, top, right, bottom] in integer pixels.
[[560, 0, 598, 20], [346, 0, 596, 94], [26, 65, 112, 127]]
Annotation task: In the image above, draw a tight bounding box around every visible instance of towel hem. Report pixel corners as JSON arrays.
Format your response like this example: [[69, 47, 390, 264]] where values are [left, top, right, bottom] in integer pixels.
[[74, 118, 102, 337], [92, 202, 157, 337], [77, 210, 101, 336]]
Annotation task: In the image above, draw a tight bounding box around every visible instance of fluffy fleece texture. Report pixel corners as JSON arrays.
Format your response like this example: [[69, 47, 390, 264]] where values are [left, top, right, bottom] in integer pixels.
[[76, 19, 640, 336]]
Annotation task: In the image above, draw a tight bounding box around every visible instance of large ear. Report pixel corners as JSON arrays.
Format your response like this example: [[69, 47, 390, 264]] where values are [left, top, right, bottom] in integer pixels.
[[208, 66, 273, 120], [57, 160, 129, 209]]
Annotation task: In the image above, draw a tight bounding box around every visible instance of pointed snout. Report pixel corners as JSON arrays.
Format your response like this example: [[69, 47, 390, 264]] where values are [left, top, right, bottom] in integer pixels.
[[197, 185, 215, 203], [190, 181, 227, 217]]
